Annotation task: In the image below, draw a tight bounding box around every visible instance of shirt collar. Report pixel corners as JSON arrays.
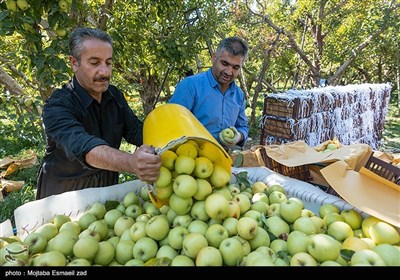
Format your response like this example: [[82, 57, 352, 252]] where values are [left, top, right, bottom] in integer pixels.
[[206, 68, 235, 92], [71, 76, 112, 108]]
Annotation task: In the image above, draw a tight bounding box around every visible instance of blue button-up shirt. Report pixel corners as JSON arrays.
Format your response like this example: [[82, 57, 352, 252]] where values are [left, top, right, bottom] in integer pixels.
[[169, 68, 249, 146]]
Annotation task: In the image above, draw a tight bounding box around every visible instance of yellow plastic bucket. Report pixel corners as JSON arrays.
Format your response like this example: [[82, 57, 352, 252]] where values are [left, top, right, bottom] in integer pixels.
[[143, 103, 232, 173]]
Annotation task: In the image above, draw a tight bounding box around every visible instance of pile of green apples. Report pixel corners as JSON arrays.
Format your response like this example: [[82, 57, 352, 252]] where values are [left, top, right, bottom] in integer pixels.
[[1, 140, 399, 266]]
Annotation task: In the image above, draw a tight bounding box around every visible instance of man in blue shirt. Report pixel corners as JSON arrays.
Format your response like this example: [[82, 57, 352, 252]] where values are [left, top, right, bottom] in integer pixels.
[[36, 27, 161, 199], [168, 36, 249, 150]]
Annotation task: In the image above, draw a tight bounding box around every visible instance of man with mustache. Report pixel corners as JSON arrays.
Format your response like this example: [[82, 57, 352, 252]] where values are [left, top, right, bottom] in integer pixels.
[[168, 36, 249, 151], [36, 27, 161, 199]]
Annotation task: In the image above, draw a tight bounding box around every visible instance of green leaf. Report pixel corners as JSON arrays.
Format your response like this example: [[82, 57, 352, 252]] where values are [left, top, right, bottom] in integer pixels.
[[104, 200, 120, 211], [340, 249, 355, 261]]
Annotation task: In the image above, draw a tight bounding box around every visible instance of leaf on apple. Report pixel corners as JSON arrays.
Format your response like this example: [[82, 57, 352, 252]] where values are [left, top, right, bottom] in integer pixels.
[[233, 153, 243, 167], [340, 249, 354, 261], [104, 200, 120, 211], [144, 257, 171, 266]]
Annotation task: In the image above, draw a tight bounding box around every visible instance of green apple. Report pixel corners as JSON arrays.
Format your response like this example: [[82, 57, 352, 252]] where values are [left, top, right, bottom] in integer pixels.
[[340, 209, 363, 230], [361, 216, 383, 238], [310, 216, 327, 234], [119, 228, 132, 241], [88, 220, 109, 241], [205, 193, 229, 220], [320, 260, 342, 266], [32, 250, 66, 266], [264, 216, 290, 239], [133, 236, 158, 262], [372, 244, 400, 266], [293, 216, 317, 235], [128, 221, 146, 242], [173, 214, 193, 228], [23, 232, 47, 255], [58, 0, 69, 11], [93, 240, 115, 266], [168, 193, 193, 215], [87, 202, 107, 220], [116, 203, 127, 213], [250, 201, 269, 215], [174, 155, 196, 175], [301, 209, 315, 218], [251, 181, 268, 193], [248, 226, 270, 250], [190, 200, 209, 222], [155, 166, 173, 188], [244, 209, 262, 226], [5, 0, 17, 12], [156, 244, 178, 260], [341, 236, 370, 252], [212, 186, 233, 200], [323, 212, 344, 226], [107, 236, 120, 249], [145, 214, 170, 241], [125, 204, 143, 220], [266, 203, 281, 217], [113, 215, 134, 237], [221, 127, 235, 139], [67, 258, 91, 266], [251, 192, 269, 205], [209, 163, 231, 188], [78, 212, 97, 231], [268, 191, 288, 204], [228, 184, 241, 196], [226, 201, 241, 219], [59, 221, 81, 236], [182, 232, 208, 259], [222, 217, 238, 237], [290, 252, 318, 266], [188, 220, 209, 235], [254, 245, 277, 263], [176, 142, 198, 158], [279, 199, 303, 223], [170, 255, 195, 266], [269, 239, 288, 254], [73, 236, 99, 261], [232, 193, 251, 214], [244, 251, 265, 266], [168, 226, 189, 250], [140, 186, 150, 201], [16, 0, 29, 10], [266, 184, 286, 196], [196, 246, 223, 266], [234, 236, 251, 256], [2, 242, 29, 265], [144, 203, 161, 216], [319, 204, 340, 219], [237, 216, 258, 241], [51, 214, 71, 229], [78, 228, 99, 241], [45, 230, 78, 257], [205, 224, 228, 248], [161, 150, 178, 171], [123, 191, 139, 207], [193, 156, 214, 179], [155, 184, 173, 201], [193, 178, 213, 200], [219, 237, 244, 266], [327, 220, 354, 242], [350, 249, 386, 266], [368, 221, 400, 245], [115, 239, 135, 265], [103, 209, 124, 229], [307, 233, 342, 262], [35, 222, 59, 241], [287, 230, 310, 255], [173, 174, 198, 198]]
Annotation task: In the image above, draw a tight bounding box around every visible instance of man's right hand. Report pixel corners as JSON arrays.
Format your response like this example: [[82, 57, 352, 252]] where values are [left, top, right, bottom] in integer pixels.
[[131, 144, 162, 182]]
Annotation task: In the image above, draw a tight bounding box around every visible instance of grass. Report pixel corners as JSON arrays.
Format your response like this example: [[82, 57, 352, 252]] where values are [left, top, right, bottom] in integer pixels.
[[0, 92, 399, 228]]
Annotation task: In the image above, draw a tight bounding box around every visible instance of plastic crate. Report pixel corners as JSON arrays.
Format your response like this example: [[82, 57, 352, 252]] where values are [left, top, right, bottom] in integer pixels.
[[258, 146, 313, 182], [364, 154, 400, 185]]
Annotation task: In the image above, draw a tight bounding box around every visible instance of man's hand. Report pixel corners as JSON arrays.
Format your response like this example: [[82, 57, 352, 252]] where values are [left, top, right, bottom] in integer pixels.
[[219, 126, 242, 148]]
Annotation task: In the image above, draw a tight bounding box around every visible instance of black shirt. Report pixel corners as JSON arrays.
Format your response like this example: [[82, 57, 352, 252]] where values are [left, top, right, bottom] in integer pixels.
[[36, 77, 143, 199]]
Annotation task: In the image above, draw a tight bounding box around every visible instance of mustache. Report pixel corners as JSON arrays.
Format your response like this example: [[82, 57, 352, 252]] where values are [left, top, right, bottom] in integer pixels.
[[94, 76, 110, 82]]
